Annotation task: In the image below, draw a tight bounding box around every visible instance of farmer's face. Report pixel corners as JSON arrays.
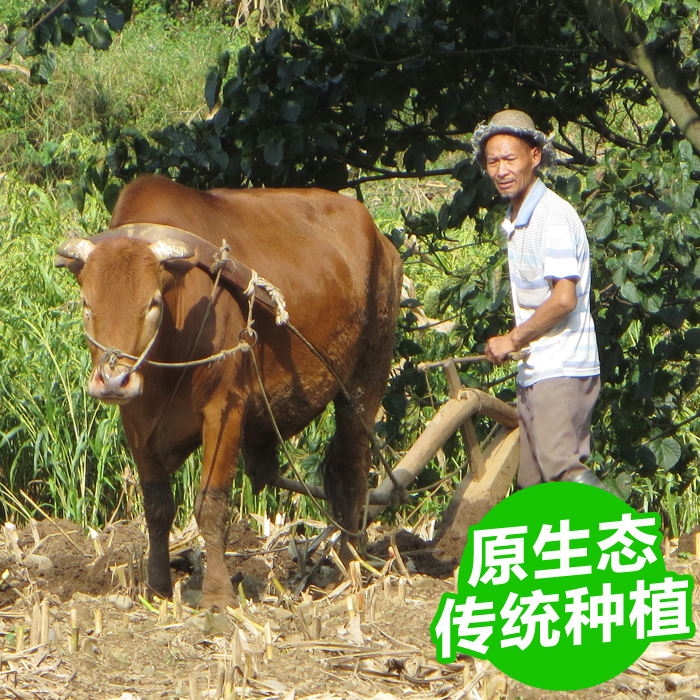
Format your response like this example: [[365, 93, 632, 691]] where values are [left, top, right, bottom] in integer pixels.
[[484, 134, 541, 204]]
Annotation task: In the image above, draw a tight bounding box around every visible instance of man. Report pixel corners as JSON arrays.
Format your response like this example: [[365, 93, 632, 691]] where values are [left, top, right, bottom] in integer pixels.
[[471, 109, 602, 488]]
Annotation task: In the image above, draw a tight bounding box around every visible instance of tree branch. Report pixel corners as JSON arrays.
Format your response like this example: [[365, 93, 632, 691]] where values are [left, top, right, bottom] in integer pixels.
[[573, 112, 640, 149], [584, 0, 700, 152], [343, 168, 454, 188], [335, 43, 626, 67], [553, 138, 597, 166]]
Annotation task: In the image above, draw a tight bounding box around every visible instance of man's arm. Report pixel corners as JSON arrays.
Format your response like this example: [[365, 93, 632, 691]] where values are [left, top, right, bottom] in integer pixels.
[[485, 277, 578, 365]]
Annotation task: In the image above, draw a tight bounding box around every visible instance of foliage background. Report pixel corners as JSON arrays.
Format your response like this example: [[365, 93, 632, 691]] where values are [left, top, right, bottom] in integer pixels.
[[3, 0, 700, 539]]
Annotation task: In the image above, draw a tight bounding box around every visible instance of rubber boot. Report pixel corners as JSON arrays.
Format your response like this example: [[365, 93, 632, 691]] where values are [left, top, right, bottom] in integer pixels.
[[557, 467, 605, 489]]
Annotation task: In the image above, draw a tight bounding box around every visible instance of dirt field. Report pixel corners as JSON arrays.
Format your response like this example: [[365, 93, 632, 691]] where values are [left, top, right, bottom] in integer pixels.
[[1, 517, 699, 700]]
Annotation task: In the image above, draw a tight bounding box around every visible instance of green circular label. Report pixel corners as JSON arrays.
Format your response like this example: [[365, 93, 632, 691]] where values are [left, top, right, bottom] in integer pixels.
[[431, 483, 695, 690]]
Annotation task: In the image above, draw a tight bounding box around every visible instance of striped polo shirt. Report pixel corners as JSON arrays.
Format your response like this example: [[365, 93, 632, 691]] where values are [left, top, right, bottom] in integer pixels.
[[503, 178, 600, 387]]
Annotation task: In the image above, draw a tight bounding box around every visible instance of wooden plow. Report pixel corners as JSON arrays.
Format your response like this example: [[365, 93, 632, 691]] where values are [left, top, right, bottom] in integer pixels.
[[276, 358, 521, 562]]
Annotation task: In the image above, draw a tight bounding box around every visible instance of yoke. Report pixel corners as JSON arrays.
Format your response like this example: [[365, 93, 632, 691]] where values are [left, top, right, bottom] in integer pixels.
[[91, 223, 278, 313]]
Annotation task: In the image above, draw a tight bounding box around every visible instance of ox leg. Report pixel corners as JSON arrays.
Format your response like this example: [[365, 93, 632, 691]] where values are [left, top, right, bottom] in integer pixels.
[[322, 395, 372, 564], [195, 486, 235, 610], [142, 480, 176, 597], [196, 403, 242, 611], [241, 438, 279, 494]]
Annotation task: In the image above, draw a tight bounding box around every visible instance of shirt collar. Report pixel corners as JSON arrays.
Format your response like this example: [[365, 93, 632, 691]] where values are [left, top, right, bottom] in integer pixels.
[[501, 178, 546, 237]]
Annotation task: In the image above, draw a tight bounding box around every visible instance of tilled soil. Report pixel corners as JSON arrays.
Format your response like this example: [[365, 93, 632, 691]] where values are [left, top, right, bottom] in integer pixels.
[[0, 518, 699, 700]]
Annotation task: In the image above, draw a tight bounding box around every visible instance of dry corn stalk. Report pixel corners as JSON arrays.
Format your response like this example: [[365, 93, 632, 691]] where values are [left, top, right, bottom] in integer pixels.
[[70, 608, 78, 652], [4, 523, 22, 562], [30, 602, 40, 647], [173, 580, 183, 621], [40, 600, 49, 645]]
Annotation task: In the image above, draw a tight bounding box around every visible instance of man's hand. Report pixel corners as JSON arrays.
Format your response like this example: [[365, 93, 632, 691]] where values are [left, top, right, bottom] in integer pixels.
[[485, 277, 578, 365], [485, 333, 517, 365]]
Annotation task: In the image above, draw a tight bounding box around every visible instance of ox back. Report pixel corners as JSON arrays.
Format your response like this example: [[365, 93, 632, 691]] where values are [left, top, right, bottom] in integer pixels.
[[56, 175, 403, 609]]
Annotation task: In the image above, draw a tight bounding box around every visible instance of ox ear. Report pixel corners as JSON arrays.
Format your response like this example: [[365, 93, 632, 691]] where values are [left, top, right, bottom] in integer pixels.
[[149, 239, 195, 263], [55, 238, 96, 268]]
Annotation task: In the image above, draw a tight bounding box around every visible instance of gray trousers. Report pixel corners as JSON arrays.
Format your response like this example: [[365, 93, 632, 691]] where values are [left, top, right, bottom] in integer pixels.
[[516, 375, 601, 488]]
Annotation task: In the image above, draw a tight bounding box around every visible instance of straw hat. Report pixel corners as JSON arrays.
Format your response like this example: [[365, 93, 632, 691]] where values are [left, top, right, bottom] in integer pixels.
[[471, 110, 555, 167]]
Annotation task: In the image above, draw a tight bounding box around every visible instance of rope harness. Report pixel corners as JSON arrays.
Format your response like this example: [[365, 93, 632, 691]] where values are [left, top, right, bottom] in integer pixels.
[[77, 231, 402, 538], [85, 241, 269, 374]]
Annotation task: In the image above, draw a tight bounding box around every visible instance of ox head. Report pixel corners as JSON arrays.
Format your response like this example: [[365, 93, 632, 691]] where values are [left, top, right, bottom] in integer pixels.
[[56, 236, 194, 404]]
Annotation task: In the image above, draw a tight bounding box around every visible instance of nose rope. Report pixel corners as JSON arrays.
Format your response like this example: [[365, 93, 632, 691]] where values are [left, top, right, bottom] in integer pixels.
[[129, 304, 163, 375], [87, 304, 164, 379], [98, 348, 127, 372]]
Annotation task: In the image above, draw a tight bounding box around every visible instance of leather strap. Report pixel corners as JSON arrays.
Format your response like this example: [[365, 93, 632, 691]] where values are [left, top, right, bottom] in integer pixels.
[[90, 223, 277, 311]]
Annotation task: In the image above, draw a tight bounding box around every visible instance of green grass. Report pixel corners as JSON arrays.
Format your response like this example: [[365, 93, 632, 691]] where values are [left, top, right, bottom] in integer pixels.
[[0, 172, 127, 526], [1, 3, 245, 182]]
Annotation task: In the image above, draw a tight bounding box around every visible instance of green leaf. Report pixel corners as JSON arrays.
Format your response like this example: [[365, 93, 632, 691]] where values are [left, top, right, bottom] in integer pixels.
[[313, 130, 338, 152], [382, 391, 407, 420], [626, 250, 645, 276], [70, 181, 85, 213], [605, 257, 626, 287], [280, 100, 302, 123], [30, 52, 57, 84], [71, 0, 97, 23], [58, 14, 78, 45], [637, 446, 657, 472], [104, 5, 125, 32], [615, 472, 633, 501], [398, 338, 423, 358], [205, 67, 221, 112], [103, 183, 121, 214], [471, 293, 490, 315], [591, 205, 614, 241], [400, 298, 421, 309], [50, 18, 62, 47], [263, 139, 284, 166], [404, 143, 427, 176], [620, 281, 640, 304], [217, 50, 230, 78], [423, 288, 441, 317], [554, 175, 581, 201], [87, 164, 108, 193], [16, 32, 31, 58], [670, 181, 697, 211], [684, 328, 700, 353], [82, 21, 112, 50], [641, 292, 663, 314], [630, 0, 659, 24], [650, 437, 681, 471], [35, 15, 55, 48]]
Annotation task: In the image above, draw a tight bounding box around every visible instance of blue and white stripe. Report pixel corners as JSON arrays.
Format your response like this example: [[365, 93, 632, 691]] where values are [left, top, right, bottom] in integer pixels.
[[502, 179, 600, 387]]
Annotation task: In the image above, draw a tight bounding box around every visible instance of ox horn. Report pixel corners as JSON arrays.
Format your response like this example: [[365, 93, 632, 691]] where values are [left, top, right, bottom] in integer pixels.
[[55, 238, 96, 267], [149, 239, 195, 263]]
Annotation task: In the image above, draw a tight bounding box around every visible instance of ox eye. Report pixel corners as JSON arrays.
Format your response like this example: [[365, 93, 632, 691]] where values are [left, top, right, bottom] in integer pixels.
[[145, 296, 162, 321], [82, 299, 91, 320]]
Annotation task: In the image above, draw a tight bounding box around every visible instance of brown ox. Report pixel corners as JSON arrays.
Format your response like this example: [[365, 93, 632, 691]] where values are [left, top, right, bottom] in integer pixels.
[[56, 175, 402, 609]]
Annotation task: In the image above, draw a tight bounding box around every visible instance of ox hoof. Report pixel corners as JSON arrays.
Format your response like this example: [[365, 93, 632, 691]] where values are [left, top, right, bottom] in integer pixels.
[[200, 590, 237, 611]]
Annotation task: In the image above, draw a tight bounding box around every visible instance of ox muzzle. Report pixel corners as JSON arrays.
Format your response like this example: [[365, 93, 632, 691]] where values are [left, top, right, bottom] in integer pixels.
[[88, 351, 144, 404]]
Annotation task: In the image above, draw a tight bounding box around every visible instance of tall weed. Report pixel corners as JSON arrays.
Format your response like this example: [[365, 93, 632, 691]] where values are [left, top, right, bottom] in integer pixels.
[[0, 174, 132, 526]]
